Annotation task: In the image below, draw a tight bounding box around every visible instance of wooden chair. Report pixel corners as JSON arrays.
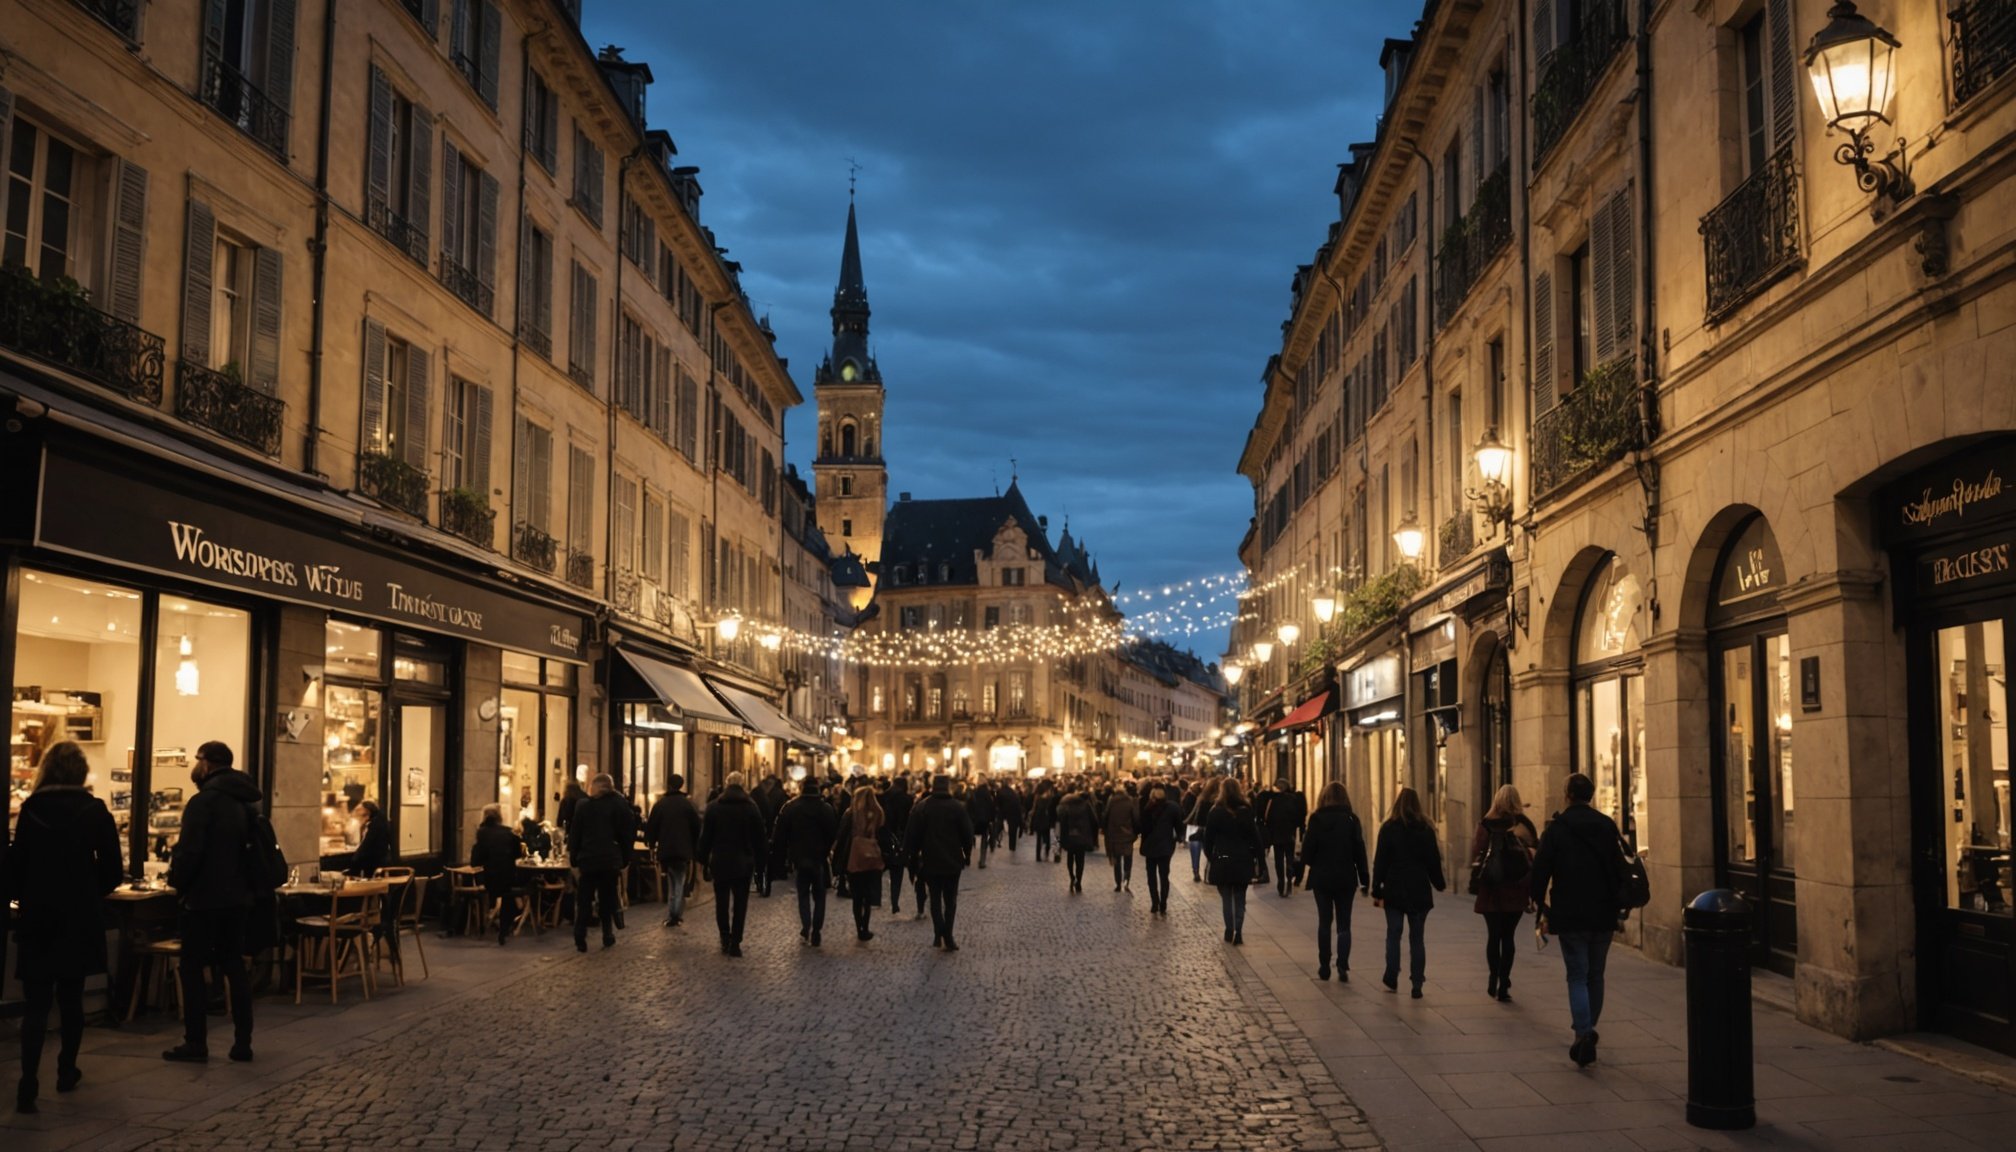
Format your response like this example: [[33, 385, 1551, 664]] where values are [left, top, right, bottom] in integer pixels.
[[295, 882, 385, 1005], [446, 868, 488, 937], [129, 939, 182, 1020], [533, 870, 569, 930], [392, 874, 432, 977]]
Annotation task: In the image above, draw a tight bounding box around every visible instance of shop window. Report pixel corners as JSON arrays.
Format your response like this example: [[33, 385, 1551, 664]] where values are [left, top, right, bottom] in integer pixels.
[[502, 654, 575, 823], [321, 621, 450, 862], [1937, 620, 2011, 916], [321, 682, 380, 855], [1572, 556, 1648, 850], [148, 595, 251, 863]]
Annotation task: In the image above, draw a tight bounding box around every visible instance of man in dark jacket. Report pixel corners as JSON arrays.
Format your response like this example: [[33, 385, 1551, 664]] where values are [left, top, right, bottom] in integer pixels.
[[772, 778, 841, 945], [163, 741, 258, 1063], [644, 775, 701, 928], [566, 774, 637, 952], [753, 776, 785, 896], [697, 773, 767, 955], [965, 781, 996, 869], [881, 777, 914, 914], [997, 783, 1025, 854], [1265, 779, 1308, 897], [1527, 772, 1626, 1068], [902, 775, 976, 951]]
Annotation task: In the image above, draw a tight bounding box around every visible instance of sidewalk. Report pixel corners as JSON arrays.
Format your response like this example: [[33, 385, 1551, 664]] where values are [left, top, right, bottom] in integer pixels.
[[1214, 874, 2016, 1150]]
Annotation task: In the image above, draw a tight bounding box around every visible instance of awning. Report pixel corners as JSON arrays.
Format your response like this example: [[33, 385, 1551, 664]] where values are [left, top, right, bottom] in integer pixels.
[[787, 721, 834, 753], [1268, 691, 1333, 733], [704, 678, 800, 744], [614, 651, 742, 729]]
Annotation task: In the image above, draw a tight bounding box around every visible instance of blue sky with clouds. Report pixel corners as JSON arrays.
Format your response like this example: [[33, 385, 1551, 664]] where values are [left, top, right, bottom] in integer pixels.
[[585, 1, 1421, 656]]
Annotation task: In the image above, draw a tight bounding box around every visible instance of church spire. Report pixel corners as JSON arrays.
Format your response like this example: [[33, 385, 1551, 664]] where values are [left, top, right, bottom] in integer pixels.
[[821, 199, 877, 385]]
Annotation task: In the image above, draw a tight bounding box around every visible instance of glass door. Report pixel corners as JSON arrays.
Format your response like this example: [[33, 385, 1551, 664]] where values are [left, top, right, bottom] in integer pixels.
[[393, 701, 446, 859], [1715, 630, 1798, 974]]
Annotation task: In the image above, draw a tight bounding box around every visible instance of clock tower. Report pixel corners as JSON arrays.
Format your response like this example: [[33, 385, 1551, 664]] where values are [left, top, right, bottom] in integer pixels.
[[812, 200, 888, 584]]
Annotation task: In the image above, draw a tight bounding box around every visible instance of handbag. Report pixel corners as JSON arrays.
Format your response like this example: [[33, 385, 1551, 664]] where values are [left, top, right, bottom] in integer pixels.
[[847, 834, 884, 873]]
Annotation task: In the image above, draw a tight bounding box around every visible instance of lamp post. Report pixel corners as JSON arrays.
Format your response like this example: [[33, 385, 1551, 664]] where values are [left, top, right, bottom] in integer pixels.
[[1312, 594, 1336, 624], [1467, 427, 1514, 536], [1805, 1, 1912, 209], [1393, 519, 1426, 565], [1276, 622, 1301, 647]]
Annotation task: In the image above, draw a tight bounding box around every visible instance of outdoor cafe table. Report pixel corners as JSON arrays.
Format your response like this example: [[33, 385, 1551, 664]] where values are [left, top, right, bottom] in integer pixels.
[[104, 884, 177, 1021]]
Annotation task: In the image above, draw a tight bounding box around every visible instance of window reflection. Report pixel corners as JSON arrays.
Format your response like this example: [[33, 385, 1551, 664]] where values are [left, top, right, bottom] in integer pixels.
[[1940, 620, 2011, 916]]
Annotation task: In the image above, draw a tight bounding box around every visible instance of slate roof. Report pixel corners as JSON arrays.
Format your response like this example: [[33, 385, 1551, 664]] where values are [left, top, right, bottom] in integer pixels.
[[877, 480, 1084, 592]]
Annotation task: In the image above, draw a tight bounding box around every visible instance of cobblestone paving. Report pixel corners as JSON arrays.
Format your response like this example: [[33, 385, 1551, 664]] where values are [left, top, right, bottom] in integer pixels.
[[140, 853, 1375, 1152]]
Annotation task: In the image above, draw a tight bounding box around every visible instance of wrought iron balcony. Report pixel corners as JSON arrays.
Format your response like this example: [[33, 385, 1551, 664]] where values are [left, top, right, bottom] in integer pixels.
[[0, 265, 164, 404], [1438, 510, 1476, 569], [1952, 0, 2016, 107], [567, 362, 595, 392], [176, 362, 284, 456], [200, 51, 290, 159], [358, 450, 429, 518], [1434, 161, 1513, 330], [1531, 357, 1643, 500], [1700, 142, 1802, 323], [512, 521, 558, 572], [439, 488, 495, 548], [365, 192, 429, 268], [564, 551, 596, 589], [520, 323, 551, 360], [1531, 0, 1631, 166], [438, 256, 493, 318], [72, 0, 140, 40]]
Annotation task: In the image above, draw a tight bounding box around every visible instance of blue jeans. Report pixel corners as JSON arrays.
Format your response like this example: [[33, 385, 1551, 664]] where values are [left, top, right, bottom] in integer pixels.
[[662, 859, 689, 922], [1217, 883, 1247, 934], [1383, 906, 1428, 988], [1187, 836, 1205, 877], [1557, 930, 1613, 1035], [1314, 886, 1356, 971]]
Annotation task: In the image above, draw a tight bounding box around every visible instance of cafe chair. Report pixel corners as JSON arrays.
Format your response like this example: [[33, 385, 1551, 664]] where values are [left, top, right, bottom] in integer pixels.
[[633, 859, 666, 904], [129, 938, 183, 1021], [533, 871, 569, 930], [295, 882, 385, 1005], [392, 874, 432, 977], [446, 868, 488, 937]]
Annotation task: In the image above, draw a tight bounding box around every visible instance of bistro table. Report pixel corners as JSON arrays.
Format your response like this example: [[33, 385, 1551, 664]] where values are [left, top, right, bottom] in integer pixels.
[[104, 884, 178, 1022], [516, 859, 574, 933]]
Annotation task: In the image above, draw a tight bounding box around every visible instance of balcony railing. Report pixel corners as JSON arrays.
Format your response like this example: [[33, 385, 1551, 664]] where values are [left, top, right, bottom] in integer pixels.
[[439, 488, 495, 548], [365, 192, 429, 268], [0, 266, 164, 404], [176, 362, 284, 455], [512, 521, 558, 572], [1700, 142, 1802, 323], [1438, 510, 1476, 569], [520, 324, 551, 360], [200, 51, 290, 159], [1953, 0, 2016, 107], [1531, 0, 1631, 165], [564, 551, 595, 589], [567, 362, 595, 392], [1434, 161, 1513, 330], [438, 256, 493, 318], [73, 0, 140, 40], [1531, 356, 1643, 500], [358, 450, 430, 518]]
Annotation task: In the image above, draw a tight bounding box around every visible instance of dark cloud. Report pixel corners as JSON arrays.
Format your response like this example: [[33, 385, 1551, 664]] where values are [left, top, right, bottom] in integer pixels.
[[588, 1, 1417, 654]]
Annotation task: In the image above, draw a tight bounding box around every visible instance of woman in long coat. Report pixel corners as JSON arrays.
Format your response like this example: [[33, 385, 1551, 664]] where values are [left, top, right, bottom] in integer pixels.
[[1135, 785, 1184, 916], [1371, 786, 1446, 998], [6, 742, 123, 1113], [1055, 790, 1099, 894], [833, 787, 893, 942], [1470, 784, 1538, 1001], [1300, 782, 1371, 981], [1202, 778, 1262, 945], [1101, 783, 1139, 892]]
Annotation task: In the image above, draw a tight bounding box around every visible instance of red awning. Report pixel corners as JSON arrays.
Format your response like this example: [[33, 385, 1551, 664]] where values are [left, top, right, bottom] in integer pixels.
[[1268, 691, 1332, 732]]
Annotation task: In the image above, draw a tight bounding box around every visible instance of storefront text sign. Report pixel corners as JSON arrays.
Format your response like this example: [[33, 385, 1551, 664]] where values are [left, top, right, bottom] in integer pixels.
[[38, 449, 588, 660], [1887, 440, 2015, 545], [1344, 654, 1402, 708], [1918, 539, 2014, 593]]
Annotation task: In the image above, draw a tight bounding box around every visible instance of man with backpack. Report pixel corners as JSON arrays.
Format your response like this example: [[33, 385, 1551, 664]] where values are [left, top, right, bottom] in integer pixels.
[[164, 741, 268, 1063], [1527, 772, 1627, 1069]]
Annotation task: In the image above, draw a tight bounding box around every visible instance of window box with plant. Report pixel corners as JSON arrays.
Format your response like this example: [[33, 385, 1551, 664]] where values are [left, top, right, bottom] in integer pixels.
[[176, 359, 284, 455], [439, 486, 494, 547], [358, 449, 430, 518], [1531, 356, 1643, 499], [0, 264, 165, 404]]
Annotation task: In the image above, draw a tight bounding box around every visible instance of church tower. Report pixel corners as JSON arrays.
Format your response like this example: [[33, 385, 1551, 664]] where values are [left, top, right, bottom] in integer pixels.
[[812, 200, 888, 586]]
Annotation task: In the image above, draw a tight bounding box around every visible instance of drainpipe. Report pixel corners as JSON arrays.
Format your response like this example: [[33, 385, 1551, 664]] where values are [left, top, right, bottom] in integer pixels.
[[1516, 0, 1534, 548], [606, 147, 645, 606], [1634, 0, 1661, 572], [302, 0, 338, 476], [1405, 141, 1438, 573]]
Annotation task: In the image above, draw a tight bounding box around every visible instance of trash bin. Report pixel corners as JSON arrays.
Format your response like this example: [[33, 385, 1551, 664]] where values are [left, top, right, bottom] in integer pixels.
[[1684, 888, 1755, 1130]]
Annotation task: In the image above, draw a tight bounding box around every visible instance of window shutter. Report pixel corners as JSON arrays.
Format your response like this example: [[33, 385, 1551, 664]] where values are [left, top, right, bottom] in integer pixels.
[[203, 0, 227, 61], [361, 317, 387, 452], [249, 244, 283, 394], [1590, 205, 1617, 366], [1766, 0, 1798, 152], [655, 346, 672, 436], [478, 2, 502, 110], [421, 0, 440, 37], [407, 102, 433, 250], [531, 424, 551, 532], [451, 0, 470, 62], [517, 218, 536, 334], [1532, 269, 1555, 412], [1532, 0, 1555, 63], [470, 384, 493, 498], [0, 88, 14, 233], [439, 139, 461, 267], [541, 84, 559, 171], [367, 66, 393, 211], [265, 0, 297, 125], [1603, 188, 1635, 363], [181, 198, 217, 367], [581, 269, 598, 375], [586, 143, 603, 224], [512, 414, 530, 529], [404, 343, 431, 471], [476, 170, 499, 307], [108, 159, 148, 324], [1471, 88, 1485, 196]]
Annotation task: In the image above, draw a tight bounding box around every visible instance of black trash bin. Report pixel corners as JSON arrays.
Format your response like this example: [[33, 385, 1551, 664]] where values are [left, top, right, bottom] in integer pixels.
[[1684, 888, 1755, 1130]]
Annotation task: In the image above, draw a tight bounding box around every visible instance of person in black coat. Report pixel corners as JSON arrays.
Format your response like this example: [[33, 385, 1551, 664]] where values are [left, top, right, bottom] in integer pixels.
[[1202, 778, 1262, 944], [697, 773, 767, 955], [1371, 786, 1446, 998], [349, 800, 391, 877], [1030, 782, 1059, 862], [753, 776, 786, 896], [772, 778, 841, 945], [833, 787, 893, 942], [880, 777, 914, 914], [565, 774, 637, 952], [1054, 790, 1098, 894], [556, 781, 585, 832], [900, 775, 975, 950], [1263, 780, 1308, 897], [965, 782, 997, 869], [1300, 782, 1371, 982], [1135, 785, 1184, 916], [644, 775, 701, 927], [6, 742, 122, 1113], [1527, 772, 1627, 1067], [163, 741, 258, 1064], [997, 783, 1025, 854], [470, 805, 525, 945]]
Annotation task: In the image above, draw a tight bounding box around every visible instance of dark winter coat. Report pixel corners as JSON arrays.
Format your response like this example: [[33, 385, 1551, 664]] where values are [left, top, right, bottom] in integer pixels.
[[566, 791, 637, 872], [1469, 814, 1538, 915], [697, 788, 768, 881], [997, 787, 1025, 827], [772, 793, 842, 871], [645, 791, 701, 863], [1136, 798, 1183, 860], [1101, 792, 1139, 855], [351, 815, 392, 876], [832, 808, 895, 876], [1263, 788, 1308, 847], [1371, 819, 1447, 913], [965, 786, 997, 829], [6, 787, 122, 982], [901, 791, 976, 875], [1300, 806, 1370, 893], [1526, 803, 1625, 934], [882, 785, 915, 838], [470, 822, 523, 895], [1055, 794, 1099, 853], [169, 767, 262, 911], [1030, 791, 1058, 833], [1203, 802, 1262, 888]]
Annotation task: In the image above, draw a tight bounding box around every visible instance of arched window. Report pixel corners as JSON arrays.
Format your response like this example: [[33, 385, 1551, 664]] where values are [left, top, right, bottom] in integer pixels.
[[1573, 555, 1647, 850], [840, 421, 858, 458]]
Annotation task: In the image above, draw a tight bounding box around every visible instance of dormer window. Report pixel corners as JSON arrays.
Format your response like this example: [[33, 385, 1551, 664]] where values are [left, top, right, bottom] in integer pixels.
[[892, 565, 907, 585], [1002, 567, 1025, 587]]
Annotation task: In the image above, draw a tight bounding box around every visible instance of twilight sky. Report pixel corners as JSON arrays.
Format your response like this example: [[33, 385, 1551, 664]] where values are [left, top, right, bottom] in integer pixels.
[[587, 2, 1420, 655]]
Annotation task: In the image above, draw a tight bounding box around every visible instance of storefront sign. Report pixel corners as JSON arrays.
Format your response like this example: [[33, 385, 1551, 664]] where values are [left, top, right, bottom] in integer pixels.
[[1431, 555, 1511, 617], [1887, 439, 2016, 544], [1918, 538, 2014, 593], [37, 449, 589, 660], [1343, 653, 1402, 708], [1711, 516, 1786, 625]]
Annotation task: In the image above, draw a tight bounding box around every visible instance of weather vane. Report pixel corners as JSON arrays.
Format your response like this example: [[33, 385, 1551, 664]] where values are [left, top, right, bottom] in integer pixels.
[[847, 157, 863, 201]]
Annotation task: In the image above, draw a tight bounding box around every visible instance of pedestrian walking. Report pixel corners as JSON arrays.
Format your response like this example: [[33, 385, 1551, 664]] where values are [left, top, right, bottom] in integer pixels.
[[697, 773, 767, 956], [1031, 781, 1058, 862], [901, 775, 975, 951], [566, 773, 636, 952], [835, 786, 891, 941], [1264, 779, 1308, 897], [1136, 784, 1183, 916], [1527, 772, 1627, 1067], [1102, 783, 1139, 892], [998, 782, 1025, 853], [881, 776, 914, 914], [1055, 788, 1098, 894], [7, 742, 122, 1113], [1203, 778, 1262, 944], [1371, 786, 1445, 998], [753, 775, 786, 897], [1183, 778, 1220, 882], [470, 804, 525, 943], [644, 775, 701, 928], [773, 776, 841, 946], [1300, 782, 1370, 982], [1470, 784, 1538, 1002], [162, 741, 259, 1064], [965, 780, 996, 869]]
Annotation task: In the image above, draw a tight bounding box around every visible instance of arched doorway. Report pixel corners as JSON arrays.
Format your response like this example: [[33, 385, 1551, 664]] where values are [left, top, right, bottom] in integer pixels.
[[1572, 556, 1647, 851], [1477, 637, 1512, 818], [1707, 513, 1796, 975]]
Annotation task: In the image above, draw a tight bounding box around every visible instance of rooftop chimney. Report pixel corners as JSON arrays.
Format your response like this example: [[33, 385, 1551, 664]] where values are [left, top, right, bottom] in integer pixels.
[[899, 492, 912, 502]]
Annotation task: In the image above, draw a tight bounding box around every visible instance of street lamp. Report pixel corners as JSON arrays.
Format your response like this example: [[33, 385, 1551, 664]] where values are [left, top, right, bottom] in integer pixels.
[[1312, 594, 1336, 624], [714, 614, 742, 643], [1468, 428, 1514, 532], [1805, 1, 1912, 206], [1393, 518, 1425, 564], [1276, 622, 1301, 647], [1222, 662, 1245, 686], [1252, 640, 1275, 664]]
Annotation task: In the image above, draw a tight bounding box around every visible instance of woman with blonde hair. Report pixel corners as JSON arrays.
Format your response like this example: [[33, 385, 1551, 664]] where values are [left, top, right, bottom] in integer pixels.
[[1470, 783, 1538, 1001], [1371, 786, 1445, 997], [835, 786, 890, 941]]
